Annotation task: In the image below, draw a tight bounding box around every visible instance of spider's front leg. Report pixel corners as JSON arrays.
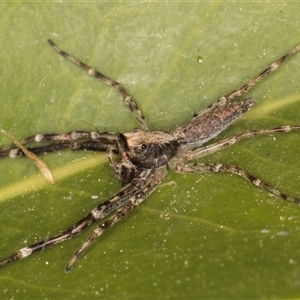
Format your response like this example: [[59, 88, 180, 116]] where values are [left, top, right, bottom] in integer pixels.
[[0, 130, 119, 158], [48, 39, 149, 130], [66, 166, 167, 272], [0, 129, 176, 270], [0, 167, 166, 270], [65, 128, 182, 270]]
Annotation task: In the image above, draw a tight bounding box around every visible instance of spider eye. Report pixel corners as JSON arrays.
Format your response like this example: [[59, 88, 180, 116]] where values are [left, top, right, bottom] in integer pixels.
[[141, 144, 147, 150]]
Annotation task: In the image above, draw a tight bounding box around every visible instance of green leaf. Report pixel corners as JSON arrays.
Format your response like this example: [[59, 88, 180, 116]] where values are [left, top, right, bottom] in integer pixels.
[[1, 2, 300, 299]]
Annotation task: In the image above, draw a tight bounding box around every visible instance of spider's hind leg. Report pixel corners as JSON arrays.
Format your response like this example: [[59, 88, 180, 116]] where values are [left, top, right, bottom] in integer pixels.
[[180, 125, 300, 161], [170, 125, 300, 204], [170, 161, 300, 204], [222, 43, 300, 103]]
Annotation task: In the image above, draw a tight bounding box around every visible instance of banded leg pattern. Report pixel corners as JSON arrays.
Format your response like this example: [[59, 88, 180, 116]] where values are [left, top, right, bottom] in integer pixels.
[[48, 39, 149, 130], [172, 162, 300, 204], [184, 125, 300, 160], [66, 166, 166, 271], [0, 167, 166, 268], [0, 131, 119, 157]]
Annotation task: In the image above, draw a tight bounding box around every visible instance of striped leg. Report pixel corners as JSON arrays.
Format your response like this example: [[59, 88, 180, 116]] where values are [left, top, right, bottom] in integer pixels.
[[48, 40, 149, 130], [66, 166, 166, 271], [171, 162, 300, 204], [0, 131, 119, 158], [0, 167, 166, 269], [223, 43, 300, 102], [178, 125, 300, 161]]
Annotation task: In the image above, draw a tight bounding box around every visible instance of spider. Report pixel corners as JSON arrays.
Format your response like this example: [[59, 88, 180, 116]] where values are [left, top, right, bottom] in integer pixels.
[[0, 39, 300, 272]]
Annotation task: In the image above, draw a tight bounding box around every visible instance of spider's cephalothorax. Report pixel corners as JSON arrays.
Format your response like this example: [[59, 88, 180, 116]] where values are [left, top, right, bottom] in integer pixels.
[[119, 130, 179, 169], [1, 39, 300, 272]]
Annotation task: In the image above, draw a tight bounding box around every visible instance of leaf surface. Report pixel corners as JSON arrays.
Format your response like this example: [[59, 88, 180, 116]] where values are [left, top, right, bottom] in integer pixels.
[[1, 2, 300, 299]]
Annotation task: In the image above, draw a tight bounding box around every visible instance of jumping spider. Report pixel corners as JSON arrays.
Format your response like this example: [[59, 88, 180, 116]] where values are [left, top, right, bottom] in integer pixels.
[[0, 39, 300, 272]]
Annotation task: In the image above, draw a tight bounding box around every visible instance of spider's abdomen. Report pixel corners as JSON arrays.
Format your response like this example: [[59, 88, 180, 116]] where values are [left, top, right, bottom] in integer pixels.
[[173, 97, 254, 149]]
